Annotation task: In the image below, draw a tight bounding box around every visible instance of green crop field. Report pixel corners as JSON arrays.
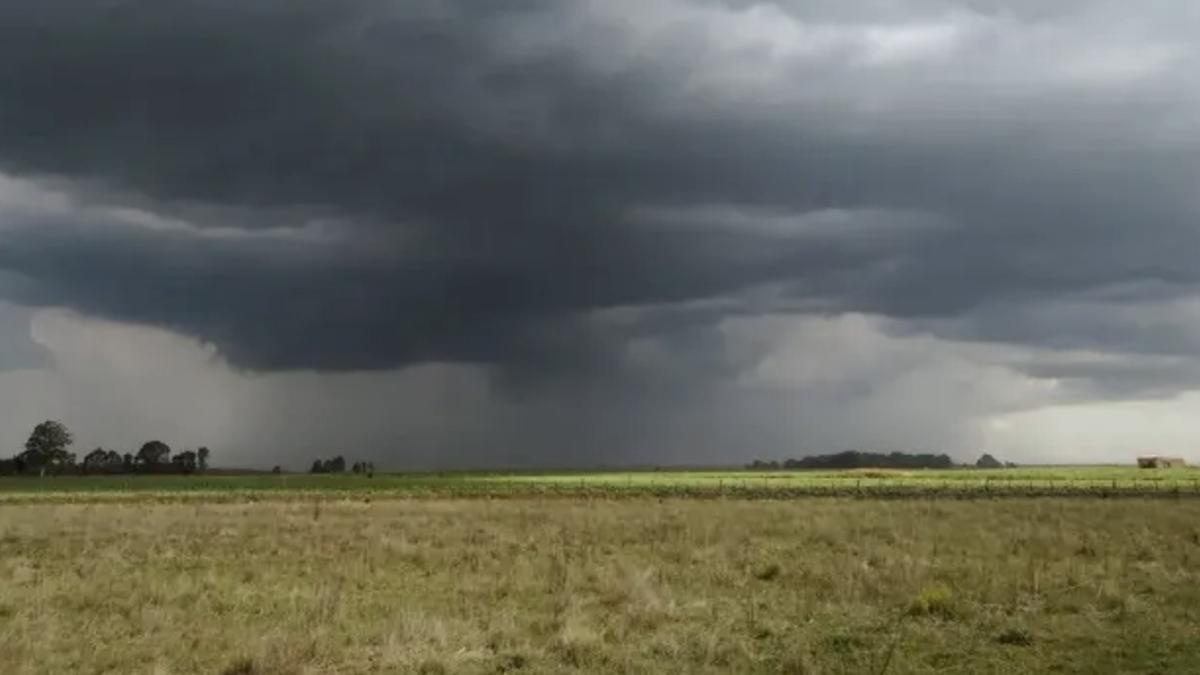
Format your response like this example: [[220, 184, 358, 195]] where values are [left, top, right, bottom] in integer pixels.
[[0, 465, 1197, 503]]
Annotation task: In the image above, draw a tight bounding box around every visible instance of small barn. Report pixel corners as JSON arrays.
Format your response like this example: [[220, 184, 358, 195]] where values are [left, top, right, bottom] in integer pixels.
[[1137, 456, 1187, 469]]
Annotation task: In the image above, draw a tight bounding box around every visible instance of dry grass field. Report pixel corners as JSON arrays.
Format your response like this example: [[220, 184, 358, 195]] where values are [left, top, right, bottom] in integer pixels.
[[2, 498, 1199, 674]]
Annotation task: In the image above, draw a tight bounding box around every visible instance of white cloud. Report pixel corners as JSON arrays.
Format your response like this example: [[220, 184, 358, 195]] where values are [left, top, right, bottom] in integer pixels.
[[982, 393, 1200, 464], [859, 22, 965, 66], [1054, 43, 1184, 86], [630, 205, 946, 239]]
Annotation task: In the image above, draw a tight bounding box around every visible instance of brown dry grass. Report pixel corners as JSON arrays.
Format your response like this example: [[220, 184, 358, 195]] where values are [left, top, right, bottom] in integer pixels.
[[1, 498, 1199, 674]]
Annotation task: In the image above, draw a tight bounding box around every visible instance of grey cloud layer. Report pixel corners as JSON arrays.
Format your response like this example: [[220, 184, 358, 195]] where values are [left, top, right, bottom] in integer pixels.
[[1, 0, 1198, 392]]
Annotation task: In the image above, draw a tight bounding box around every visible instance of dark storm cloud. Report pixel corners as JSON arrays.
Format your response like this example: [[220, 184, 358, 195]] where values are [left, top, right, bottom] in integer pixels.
[[0, 189, 896, 370], [1, 0, 1199, 386]]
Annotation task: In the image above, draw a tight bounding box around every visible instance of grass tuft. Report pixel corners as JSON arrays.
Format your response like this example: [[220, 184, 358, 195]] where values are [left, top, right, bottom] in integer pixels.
[[997, 628, 1035, 647], [907, 583, 957, 619], [220, 658, 258, 675]]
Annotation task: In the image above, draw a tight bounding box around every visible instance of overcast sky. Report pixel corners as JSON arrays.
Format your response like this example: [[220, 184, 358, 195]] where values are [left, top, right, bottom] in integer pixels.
[[2, 0, 1200, 468]]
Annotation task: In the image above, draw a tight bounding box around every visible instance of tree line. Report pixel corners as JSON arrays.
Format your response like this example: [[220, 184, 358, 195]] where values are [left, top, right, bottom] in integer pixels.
[[309, 456, 375, 477], [0, 420, 211, 476], [746, 451, 1016, 470]]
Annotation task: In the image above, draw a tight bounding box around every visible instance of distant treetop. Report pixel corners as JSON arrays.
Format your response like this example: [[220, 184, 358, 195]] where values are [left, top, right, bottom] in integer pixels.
[[976, 453, 1004, 469], [748, 451, 955, 470]]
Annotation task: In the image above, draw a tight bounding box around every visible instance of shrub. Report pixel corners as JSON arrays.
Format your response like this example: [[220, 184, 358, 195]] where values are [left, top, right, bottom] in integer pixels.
[[753, 562, 782, 581], [907, 583, 956, 619]]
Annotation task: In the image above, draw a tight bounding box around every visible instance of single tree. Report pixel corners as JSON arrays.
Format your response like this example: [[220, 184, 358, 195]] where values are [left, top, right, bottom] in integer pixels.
[[197, 447, 210, 473], [136, 441, 172, 469], [310, 459, 325, 474], [271, 465, 282, 474], [104, 450, 123, 469], [83, 448, 109, 473], [976, 453, 1004, 469], [122, 453, 134, 472], [21, 420, 74, 476], [173, 450, 198, 475], [330, 456, 346, 473]]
